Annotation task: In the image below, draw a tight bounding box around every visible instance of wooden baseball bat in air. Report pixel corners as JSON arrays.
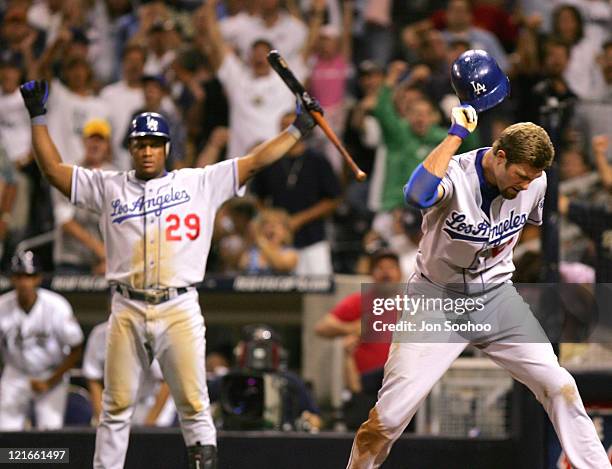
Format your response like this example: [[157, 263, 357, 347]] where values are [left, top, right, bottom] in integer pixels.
[[267, 50, 367, 182]]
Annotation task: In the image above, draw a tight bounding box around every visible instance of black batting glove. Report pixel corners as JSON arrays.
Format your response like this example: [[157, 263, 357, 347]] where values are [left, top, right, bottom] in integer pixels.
[[19, 80, 49, 119], [291, 93, 323, 137], [300, 91, 324, 115]]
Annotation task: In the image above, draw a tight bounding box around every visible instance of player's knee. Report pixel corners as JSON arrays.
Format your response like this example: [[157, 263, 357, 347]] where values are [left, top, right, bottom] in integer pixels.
[[363, 406, 403, 434], [176, 393, 204, 417], [106, 390, 135, 415], [540, 367, 578, 405]]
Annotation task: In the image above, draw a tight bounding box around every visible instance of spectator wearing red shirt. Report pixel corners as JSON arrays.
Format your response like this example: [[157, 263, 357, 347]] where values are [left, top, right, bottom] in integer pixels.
[[315, 250, 402, 395]]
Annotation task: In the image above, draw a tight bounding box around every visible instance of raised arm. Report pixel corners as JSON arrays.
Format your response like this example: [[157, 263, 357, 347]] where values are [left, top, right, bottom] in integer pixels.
[[19, 80, 74, 198], [593, 135, 612, 190], [200, 0, 231, 72], [301, 0, 326, 61], [236, 99, 321, 186], [340, 0, 354, 61], [404, 105, 478, 208]]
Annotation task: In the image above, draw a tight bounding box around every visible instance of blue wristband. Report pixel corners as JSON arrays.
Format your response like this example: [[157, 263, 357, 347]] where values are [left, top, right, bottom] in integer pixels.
[[32, 115, 48, 126], [404, 164, 442, 209], [287, 124, 302, 139], [448, 123, 469, 140]]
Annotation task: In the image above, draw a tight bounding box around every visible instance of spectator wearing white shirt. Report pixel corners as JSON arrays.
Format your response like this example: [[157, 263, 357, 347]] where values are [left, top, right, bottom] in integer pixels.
[[0, 53, 29, 246], [143, 19, 179, 77], [200, 0, 306, 160], [52, 119, 114, 274], [552, 4, 606, 100], [37, 30, 110, 165], [100, 44, 146, 170], [26, 0, 63, 47], [572, 40, 612, 164], [45, 57, 110, 166], [0, 53, 31, 168], [219, 0, 307, 64]]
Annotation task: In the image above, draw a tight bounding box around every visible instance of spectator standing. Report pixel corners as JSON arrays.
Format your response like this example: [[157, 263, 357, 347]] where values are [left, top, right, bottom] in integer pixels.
[[572, 40, 612, 163], [100, 44, 146, 171], [251, 112, 341, 275], [552, 4, 605, 99], [304, 0, 353, 175], [218, 0, 307, 64], [315, 250, 403, 395], [52, 119, 114, 274], [200, 0, 305, 160], [441, 0, 509, 71]]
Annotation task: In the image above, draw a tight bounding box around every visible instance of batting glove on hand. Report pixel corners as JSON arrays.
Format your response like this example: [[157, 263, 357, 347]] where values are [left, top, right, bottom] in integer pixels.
[[19, 80, 49, 119], [291, 95, 318, 137], [448, 104, 478, 140]]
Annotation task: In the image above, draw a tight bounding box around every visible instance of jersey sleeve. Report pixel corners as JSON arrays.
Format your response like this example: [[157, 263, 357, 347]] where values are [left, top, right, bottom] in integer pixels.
[[331, 292, 362, 322], [53, 296, 84, 348], [527, 197, 545, 225], [201, 158, 246, 209], [71, 166, 107, 214], [527, 172, 547, 225], [52, 188, 76, 226], [432, 174, 454, 207]]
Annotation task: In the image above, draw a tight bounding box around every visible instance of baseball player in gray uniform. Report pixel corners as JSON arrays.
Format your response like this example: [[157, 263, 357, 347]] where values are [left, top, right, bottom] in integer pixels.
[[0, 250, 83, 430], [19, 79, 321, 469], [346, 104, 612, 468]]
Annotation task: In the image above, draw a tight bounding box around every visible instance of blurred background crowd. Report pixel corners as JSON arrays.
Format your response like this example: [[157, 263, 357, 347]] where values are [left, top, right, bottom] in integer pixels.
[[0, 0, 610, 280], [0, 0, 610, 433]]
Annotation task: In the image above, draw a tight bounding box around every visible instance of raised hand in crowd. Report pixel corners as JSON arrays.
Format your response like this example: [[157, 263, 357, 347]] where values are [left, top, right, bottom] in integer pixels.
[[593, 135, 611, 190]]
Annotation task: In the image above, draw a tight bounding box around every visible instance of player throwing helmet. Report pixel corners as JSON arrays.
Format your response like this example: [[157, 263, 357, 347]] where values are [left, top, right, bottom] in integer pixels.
[[20, 79, 321, 469], [346, 104, 612, 468]]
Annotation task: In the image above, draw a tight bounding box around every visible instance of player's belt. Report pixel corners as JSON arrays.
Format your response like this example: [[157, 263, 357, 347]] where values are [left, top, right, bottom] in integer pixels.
[[420, 273, 506, 297], [112, 284, 192, 305]]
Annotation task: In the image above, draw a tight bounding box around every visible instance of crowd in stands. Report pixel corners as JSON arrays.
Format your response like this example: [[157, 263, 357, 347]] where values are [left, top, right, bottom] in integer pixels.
[[0, 0, 612, 279], [0, 0, 609, 280], [0, 0, 610, 431]]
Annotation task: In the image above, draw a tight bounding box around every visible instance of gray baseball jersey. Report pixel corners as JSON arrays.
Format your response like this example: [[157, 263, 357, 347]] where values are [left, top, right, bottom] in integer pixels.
[[71, 159, 245, 288], [415, 147, 546, 291]]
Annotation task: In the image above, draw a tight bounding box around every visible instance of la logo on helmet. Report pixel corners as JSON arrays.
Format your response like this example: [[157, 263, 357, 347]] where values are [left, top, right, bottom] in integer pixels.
[[146, 116, 159, 132], [470, 81, 487, 95]]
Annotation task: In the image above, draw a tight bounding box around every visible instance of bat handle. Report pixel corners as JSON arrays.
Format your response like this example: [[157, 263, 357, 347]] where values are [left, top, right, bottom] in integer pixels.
[[310, 111, 367, 182]]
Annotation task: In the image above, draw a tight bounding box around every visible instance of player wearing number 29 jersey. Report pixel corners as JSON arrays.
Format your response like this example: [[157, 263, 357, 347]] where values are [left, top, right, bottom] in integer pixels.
[[20, 77, 323, 469], [72, 161, 244, 288]]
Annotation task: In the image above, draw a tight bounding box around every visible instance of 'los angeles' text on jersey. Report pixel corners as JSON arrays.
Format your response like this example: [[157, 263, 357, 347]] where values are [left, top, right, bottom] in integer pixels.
[[110, 188, 191, 224]]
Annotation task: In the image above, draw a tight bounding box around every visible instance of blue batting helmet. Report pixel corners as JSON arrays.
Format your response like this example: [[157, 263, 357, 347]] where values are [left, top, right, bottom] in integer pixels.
[[128, 112, 170, 141], [450, 49, 510, 113]]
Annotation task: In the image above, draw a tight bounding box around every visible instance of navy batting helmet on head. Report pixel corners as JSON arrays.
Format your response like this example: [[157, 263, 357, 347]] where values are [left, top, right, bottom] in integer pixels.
[[450, 49, 510, 113], [128, 112, 170, 141], [10, 250, 42, 275]]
